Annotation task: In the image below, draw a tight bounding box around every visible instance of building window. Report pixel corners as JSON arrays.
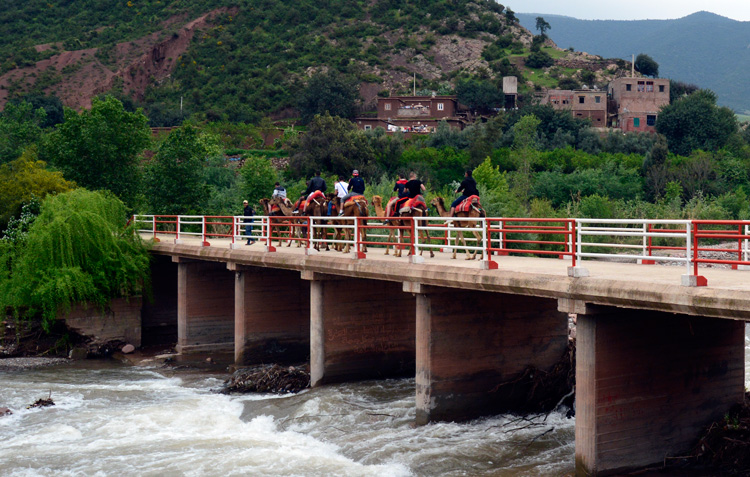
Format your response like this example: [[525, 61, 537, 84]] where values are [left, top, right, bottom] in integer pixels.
[[364, 125, 372, 131], [637, 81, 645, 92], [578, 96, 585, 104], [646, 81, 654, 92], [437, 103, 444, 111], [595, 96, 601, 103], [634, 117, 640, 128], [384, 103, 391, 111], [647, 115, 656, 126], [659, 85, 665, 93], [626, 84, 632, 91]]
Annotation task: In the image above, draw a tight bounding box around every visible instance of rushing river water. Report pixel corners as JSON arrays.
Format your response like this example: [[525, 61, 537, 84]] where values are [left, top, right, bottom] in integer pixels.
[[2, 326, 749, 477]]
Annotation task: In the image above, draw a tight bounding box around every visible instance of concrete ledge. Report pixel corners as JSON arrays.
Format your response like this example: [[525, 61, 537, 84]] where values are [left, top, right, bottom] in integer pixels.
[[737, 265, 750, 271], [410, 255, 425, 264], [480, 260, 498, 270], [568, 266, 590, 278], [230, 242, 242, 250], [174, 239, 184, 245], [176, 342, 234, 354], [305, 247, 319, 256], [682, 274, 708, 287]]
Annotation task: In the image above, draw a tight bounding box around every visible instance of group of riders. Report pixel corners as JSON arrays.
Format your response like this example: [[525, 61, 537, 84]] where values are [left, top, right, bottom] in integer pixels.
[[260, 169, 480, 220]]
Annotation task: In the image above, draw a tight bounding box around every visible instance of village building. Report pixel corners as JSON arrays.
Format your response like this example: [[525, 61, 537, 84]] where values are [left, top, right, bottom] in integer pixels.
[[541, 88, 607, 127], [540, 77, 670, 133], [608, 77, 670, 132], [355, 95, 468, 134]]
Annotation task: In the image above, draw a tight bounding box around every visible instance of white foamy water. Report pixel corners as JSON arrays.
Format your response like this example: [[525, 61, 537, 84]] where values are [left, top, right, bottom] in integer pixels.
[[1, 324, 747, 476]]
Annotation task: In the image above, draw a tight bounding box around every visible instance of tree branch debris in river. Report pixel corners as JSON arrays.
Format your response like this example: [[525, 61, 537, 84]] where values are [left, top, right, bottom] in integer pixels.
[[218, 364, 310, 394]]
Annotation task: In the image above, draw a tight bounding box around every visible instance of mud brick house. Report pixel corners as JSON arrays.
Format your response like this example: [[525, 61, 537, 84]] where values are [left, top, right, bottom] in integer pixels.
[[355, 96, 468, 133], [540, 77, 670, 133], [608, 77, 670, 132], [542, 89, 607, 127]]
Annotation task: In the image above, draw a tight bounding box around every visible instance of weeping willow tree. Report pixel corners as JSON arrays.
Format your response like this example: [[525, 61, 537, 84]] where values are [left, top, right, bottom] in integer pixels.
[[0, 189, 150, 331]]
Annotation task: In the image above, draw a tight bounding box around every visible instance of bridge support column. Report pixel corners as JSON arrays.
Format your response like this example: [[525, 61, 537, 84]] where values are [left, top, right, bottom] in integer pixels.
[[230, 264, 309, 366], [406, 282, 569, 425], [306, 272, 416, 387], [175, 258, 234, 354], [568, 300, 745, 476]]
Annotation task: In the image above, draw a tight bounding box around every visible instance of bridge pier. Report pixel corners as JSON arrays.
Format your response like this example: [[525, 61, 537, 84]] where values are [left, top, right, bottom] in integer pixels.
[[175, 258, 234, 353], [306, 272, 416, 386], [567, 301, 745, 476], [229, 264, 310, 365], [406, 282, 569, 425]]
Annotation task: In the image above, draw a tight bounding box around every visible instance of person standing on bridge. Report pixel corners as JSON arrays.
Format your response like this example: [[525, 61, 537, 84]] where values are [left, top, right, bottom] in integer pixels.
[[243, 200, 255, 245], [450, 169, 479, 217], [338, 170, 365, 215]]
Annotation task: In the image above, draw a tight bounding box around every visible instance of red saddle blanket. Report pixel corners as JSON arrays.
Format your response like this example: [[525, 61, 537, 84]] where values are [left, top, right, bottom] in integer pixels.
[[455, 195, 481, 213], [399, 195, 426, 213], [344, 195, 367, 206], [299, 191, 326, 210]]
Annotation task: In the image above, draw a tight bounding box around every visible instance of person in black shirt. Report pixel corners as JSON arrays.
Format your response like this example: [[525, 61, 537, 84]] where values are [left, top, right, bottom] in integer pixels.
[[405, 171, 425, 198], [339, 169, 366, 215], [386, 173, 409, 217], [304, 171, 327, 196], [450, 170, 479, 216]]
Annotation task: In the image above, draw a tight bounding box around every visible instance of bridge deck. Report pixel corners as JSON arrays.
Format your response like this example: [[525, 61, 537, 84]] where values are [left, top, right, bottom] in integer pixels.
[[145, 234, 750, 320]]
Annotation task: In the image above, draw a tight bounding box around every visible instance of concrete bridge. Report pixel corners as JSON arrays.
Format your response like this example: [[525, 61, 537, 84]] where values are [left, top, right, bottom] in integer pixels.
[[135, 216, 750, 476]]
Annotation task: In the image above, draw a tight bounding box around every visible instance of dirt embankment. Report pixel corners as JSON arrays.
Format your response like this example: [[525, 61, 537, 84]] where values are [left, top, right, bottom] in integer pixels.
[[0, 7, 236, 111]]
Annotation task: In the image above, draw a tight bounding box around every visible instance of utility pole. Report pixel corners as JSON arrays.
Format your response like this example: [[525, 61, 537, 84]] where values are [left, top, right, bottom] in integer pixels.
[[631, 55, 635, 77], [413, 72, 416, 96]]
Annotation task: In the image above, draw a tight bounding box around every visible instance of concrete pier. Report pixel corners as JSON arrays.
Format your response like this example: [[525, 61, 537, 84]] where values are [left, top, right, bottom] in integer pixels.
[[176, 258, 234, 353], [307, 272, 416, 386], [572, 302, 745, 476], [407, 282, 569, 425], [230, 264, 310, 365]]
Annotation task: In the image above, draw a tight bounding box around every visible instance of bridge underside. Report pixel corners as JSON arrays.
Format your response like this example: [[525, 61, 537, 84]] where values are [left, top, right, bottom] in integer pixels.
[[155, 252, 747, 476]]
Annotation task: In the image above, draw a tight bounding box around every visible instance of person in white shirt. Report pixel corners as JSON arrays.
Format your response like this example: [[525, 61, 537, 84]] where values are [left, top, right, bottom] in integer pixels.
[[330, 176, 348, 215]]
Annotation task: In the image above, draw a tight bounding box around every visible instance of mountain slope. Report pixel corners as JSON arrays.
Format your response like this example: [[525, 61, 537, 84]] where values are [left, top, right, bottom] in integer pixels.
[[518, 11, 750, 113]]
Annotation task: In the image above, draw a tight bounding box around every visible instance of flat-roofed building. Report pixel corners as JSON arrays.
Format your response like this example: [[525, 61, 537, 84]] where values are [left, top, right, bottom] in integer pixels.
[[608, 77, 670, 133]]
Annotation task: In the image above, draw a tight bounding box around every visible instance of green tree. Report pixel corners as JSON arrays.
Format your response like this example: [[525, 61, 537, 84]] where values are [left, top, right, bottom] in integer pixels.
[[240, 156, 278, 208], [456, 79, 503, 114], [298, 71, 361, 124], [656, 89, 738, 156], [525, 50, 554, 69], [634, 53, 659, 78], [0, 189, 150, 331], [144, 125, 217, 215], [535, 17, 551, 37], [288, 112, 375, 177], [0, 101, 46, 164], [0, 152, 75, 231], [40, 96, 150, 206]]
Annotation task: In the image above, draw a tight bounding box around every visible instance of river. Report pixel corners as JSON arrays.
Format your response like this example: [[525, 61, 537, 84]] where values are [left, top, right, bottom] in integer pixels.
[[1, 326, 748, 476]]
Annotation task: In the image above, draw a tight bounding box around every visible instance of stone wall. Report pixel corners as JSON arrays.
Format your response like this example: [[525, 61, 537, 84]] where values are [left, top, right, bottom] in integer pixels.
[[62, 297, 142, 348]]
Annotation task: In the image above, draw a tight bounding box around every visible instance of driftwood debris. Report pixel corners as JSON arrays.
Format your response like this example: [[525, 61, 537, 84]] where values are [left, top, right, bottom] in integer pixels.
[[679, 392, 750, 475], [491, 340, 576, 415], [27, 392, 55, 409], [220, 364, 310, 394]]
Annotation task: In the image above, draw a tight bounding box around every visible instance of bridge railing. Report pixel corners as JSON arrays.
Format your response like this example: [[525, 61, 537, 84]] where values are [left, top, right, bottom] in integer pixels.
[[576, 219, 692, 273], [135, 214, 750, 286]]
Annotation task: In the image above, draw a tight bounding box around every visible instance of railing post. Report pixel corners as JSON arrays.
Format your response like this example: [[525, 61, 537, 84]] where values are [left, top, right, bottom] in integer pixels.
[[201, 216, 210, 247], [571, 220, 577, 267], [481, 217, 498, 270], [682, 221, 706, 286], [352, 216, 365, 259], [736, 224, 742, 270], [266, 216, 276, 252]]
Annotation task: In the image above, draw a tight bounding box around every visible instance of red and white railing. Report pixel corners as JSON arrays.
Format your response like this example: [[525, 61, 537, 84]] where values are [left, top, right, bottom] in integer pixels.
[[131, 215, 750, 287]]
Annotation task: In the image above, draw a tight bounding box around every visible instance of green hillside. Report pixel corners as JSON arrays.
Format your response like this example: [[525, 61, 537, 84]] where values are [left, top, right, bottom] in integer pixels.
[[0, 0, 630, 125], [517, 12, 750, 114]]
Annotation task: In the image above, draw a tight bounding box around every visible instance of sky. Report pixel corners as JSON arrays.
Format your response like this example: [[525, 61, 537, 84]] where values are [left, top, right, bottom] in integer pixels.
[[513, 0, 750, 22]]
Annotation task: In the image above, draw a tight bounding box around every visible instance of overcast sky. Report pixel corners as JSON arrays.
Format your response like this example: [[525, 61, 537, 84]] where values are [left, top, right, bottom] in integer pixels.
[[513, 1, 750, 22]]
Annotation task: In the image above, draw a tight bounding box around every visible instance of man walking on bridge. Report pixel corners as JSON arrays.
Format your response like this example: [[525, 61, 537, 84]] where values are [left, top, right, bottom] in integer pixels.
[[243, 200, 255, 245]]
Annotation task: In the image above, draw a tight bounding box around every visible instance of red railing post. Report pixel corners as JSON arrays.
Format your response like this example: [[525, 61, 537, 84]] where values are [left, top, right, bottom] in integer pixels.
[[409, 217, 416, 256]]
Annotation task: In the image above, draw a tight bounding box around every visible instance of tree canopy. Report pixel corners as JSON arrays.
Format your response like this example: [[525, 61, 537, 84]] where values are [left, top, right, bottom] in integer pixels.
[[40, 96, 151, 207], [634, 53, 659, 78], [656, 89, 738, 156], [456, 79, 503, 114], [535, 17, 551, 37], [297, 71, 361, 124]]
